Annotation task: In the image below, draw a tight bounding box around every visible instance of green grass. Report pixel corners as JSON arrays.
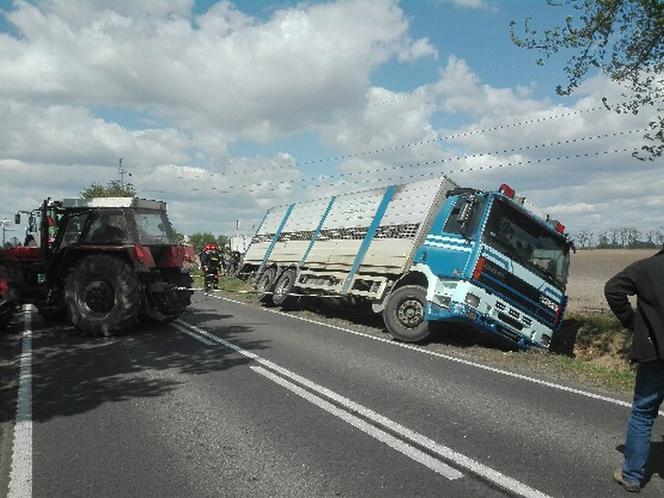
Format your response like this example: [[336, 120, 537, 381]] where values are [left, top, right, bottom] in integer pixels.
[[554, 312, 631, 362], [191, 272, 256, 300], [545, 353, 635, 391]]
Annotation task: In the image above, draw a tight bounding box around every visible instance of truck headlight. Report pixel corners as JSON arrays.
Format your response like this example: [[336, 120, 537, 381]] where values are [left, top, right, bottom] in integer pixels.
[[464, 292, 480, 308]]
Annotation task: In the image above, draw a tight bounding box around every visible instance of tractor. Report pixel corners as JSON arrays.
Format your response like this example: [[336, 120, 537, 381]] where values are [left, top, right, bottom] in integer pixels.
[[0, 197, 196, 335]]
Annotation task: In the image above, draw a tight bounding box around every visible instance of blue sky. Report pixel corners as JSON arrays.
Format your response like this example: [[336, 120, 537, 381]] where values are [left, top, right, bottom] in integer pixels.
[[0, 0, 661, 239]]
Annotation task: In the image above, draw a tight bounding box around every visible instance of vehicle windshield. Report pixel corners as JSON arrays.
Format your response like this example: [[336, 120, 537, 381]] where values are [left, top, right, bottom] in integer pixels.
[[482, 198, 570, 288], [133, 209, 176, 245]]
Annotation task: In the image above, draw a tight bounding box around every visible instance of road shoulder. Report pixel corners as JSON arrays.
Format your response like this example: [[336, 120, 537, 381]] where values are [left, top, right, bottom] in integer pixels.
[[0, 319, 22, 497]]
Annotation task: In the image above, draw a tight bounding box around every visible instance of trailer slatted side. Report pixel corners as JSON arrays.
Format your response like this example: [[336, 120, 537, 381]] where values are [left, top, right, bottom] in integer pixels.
[[241, 176, 457, 296]]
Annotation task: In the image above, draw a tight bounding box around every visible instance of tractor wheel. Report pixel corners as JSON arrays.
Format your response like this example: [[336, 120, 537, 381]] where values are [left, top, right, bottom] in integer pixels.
[[272, 269, 297, 308], [383, 285, 431, 343], [65, 255, 142, 336], [256, 268, 276, 304]]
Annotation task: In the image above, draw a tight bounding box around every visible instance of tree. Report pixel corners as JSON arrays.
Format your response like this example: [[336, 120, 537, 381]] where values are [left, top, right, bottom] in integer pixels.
[[216, 234, 229, 248], [188, 232, 217, 253], [80, 180, 136, 198], [511, 0, 664, 160], [172, 227, 185, 243], [574, 230, 593, 248], [597, 230, 610, 247]]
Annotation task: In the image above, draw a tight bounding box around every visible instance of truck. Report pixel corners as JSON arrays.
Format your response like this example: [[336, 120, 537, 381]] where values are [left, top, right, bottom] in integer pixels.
[[0, 197, 195, 335], [237, 176, 573, 350]]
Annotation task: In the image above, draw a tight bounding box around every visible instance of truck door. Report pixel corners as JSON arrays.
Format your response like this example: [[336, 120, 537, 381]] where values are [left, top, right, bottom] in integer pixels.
[[417, 194, 486, 278]]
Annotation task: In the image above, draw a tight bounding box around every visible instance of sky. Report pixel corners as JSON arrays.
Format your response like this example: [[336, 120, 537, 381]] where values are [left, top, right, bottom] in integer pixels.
[[0, 0, 662, 243]]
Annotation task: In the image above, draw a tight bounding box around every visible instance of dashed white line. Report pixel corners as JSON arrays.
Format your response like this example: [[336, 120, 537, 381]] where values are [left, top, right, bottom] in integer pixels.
[[205, 294, 660, 416], [8, 305, 33, 498], [250, 366, 463, 481], [176, 318, 552, 498]]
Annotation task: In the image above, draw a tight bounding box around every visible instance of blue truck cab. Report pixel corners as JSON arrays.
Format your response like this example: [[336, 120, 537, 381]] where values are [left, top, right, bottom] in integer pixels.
[[412, 184, 571, 349]]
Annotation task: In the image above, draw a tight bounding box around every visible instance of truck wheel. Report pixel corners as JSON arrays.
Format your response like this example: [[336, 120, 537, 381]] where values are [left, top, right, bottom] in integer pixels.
[[272, 269, 297, 307], [256, 268, 276, 304], [383, 285, 431, 343], [65, 255, 141, 336]]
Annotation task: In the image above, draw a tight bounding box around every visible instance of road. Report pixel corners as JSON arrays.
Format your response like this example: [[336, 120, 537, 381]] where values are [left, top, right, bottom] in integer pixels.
[[1, 294, 663, 497]]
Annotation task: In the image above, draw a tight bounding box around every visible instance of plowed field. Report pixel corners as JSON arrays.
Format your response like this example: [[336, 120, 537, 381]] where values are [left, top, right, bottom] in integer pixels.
[[566, 249, 660, 312]]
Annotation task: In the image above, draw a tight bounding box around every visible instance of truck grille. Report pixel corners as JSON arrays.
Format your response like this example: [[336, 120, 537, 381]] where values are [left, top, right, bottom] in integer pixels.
[[479, 260, 558, 327]]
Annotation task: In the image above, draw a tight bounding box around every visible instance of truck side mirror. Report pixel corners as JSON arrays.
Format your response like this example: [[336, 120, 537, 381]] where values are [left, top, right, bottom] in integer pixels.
[[14, 213, 21, 224]]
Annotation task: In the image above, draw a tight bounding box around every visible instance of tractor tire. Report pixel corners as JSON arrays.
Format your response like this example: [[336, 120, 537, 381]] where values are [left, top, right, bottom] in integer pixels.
[[272, 268, 297, 308], [65, 255, 142, 336], [256, 268, 276, 305], [383, 284, 431, 343]]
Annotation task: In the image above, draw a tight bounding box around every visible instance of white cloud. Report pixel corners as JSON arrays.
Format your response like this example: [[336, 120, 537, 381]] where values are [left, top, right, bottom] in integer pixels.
[[0, 0, 435, 138]]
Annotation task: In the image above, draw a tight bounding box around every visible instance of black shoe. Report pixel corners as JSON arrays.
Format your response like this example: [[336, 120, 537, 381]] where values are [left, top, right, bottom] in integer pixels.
[[614, 467, 640, 493]]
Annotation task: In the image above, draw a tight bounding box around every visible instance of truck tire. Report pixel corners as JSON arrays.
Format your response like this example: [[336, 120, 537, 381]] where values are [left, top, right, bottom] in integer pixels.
[[256, 268, 276, 304], [383, 284, 431, 343], [272, 268, 297, 307], [65, 255, 141, 336]]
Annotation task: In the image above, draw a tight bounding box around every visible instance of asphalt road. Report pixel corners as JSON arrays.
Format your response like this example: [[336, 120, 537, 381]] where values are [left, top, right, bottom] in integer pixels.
[[1, 294, 663, 497]]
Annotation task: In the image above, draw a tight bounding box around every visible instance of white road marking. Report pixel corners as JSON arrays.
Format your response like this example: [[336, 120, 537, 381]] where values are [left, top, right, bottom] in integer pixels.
[[206, 294, 661, 417], [171, 322, 216, 346], [8, 305, 33, 498], [176, 319, 552, 498], [250, 366, 463, 481]]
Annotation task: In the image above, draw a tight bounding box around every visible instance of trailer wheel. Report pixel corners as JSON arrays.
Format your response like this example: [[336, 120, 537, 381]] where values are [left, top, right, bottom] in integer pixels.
[[272, 269, 297, 307], [256, 268, 276, 304], [65, 255, 141, 336], [383, 284, 431, 343]]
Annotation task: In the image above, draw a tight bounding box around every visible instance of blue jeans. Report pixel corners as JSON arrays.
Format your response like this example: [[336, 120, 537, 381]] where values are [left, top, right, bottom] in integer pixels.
[[622, 360, 664, 483]]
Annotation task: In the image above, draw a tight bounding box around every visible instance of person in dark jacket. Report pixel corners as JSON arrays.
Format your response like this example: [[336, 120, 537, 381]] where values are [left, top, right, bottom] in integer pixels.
[[605, 247, 664, 493]]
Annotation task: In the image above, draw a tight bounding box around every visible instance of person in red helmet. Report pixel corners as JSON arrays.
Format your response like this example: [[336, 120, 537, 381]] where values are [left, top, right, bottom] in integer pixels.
[[199, 243, 221, 291]]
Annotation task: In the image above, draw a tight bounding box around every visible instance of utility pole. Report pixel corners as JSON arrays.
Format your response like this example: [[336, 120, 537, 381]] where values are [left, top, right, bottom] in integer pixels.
[[118, 157, 127, 186]]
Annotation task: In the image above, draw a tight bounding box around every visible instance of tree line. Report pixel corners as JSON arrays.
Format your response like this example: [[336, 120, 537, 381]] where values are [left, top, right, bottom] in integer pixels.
[[571, 226, 664, 250]]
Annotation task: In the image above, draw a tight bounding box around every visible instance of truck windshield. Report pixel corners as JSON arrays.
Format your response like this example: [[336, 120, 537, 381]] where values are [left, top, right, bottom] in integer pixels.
[[133, 209, 175, 245], [482, 199, 570, 288]]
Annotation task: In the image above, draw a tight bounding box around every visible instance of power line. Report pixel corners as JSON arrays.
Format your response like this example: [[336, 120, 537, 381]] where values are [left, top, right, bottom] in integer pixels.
[[173, 103, 618, 183], [156, 128, 645, 194], [296, 105, 614, 166], [270, 146, 644, 195], [141, 134, 645, 197]]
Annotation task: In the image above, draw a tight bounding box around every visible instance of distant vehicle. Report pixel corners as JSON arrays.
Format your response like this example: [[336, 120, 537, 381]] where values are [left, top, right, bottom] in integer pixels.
[[0, 197, 195, 335], [237, 177, 573, 350]]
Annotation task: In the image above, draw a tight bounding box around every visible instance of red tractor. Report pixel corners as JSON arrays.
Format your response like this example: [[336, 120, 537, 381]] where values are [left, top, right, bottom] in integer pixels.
[[0, 197, 196, 335]]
